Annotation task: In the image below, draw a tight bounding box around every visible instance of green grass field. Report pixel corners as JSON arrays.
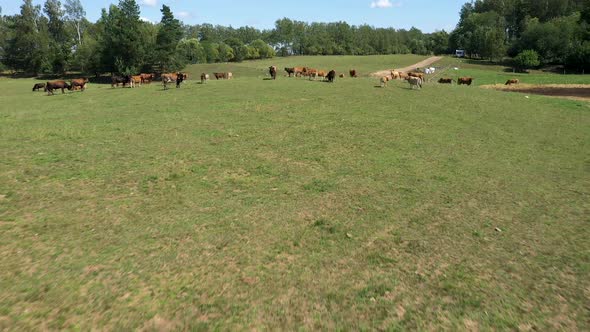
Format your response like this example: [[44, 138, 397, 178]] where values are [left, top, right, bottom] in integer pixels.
[[0, 55, 589, 330], [433, 57, 590, 86]]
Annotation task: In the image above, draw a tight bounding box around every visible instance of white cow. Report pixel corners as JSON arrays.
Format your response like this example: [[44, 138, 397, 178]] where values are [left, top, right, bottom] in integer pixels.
[[408, 77, 422, 89]]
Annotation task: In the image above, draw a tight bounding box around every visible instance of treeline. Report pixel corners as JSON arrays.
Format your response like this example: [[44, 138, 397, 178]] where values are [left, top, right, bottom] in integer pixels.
[[0, 0, 451, 76], [0, 0, 277, 75], [449, 0, 590, 71]]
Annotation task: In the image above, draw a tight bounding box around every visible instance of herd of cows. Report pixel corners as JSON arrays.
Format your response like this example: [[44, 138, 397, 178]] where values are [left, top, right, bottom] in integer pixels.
[[31, 65, 522, 95]]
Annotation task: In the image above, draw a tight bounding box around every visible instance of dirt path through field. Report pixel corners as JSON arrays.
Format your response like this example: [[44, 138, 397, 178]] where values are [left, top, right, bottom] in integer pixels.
[[370, 56, 443, 77]]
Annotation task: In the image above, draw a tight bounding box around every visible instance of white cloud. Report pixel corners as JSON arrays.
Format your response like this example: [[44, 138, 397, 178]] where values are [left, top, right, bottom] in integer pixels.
[[140, 17, 154, 23], [139, 0, 158, 7], [370, 0, 401, 9], [176, 11, 192, 19]]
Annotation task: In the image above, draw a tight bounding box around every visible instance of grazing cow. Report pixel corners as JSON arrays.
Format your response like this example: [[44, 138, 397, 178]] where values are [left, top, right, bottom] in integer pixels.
[[458, 77, 474, 86], [391, 71, 401, 80], [45, 80, 70, 95], [140, 73, 155, 84], [326, 70, 336, 83], [408, 72, 425, 80], [317, 70, 327, 80], [70, 78, 89, 91], [200, 73, 209, 83], [399, 72, 409, 80], [32, 83, 46, 92], [284, 67, 295, 77], [438, 78, 453, 84], [339, 73, 345, 78], [505, 79, 519, 85], [269, 66, 277, 80], [407, 76, 422, 89], [380, 76, 389, 88], [214, 72, 226, 80], [111, 75, 131, 88], [349, 69, 357, 78]]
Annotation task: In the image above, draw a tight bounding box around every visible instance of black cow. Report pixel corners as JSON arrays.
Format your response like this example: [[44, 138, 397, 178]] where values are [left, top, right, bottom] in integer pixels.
[[176, 72, 184, 88], [111, 75, 131, 88], [326, 70, 336, 83], [32, 83, 46, 92]]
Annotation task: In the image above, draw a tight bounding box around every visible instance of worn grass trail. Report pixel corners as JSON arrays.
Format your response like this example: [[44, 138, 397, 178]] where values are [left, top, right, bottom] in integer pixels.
[[0, 56, 589, 330]]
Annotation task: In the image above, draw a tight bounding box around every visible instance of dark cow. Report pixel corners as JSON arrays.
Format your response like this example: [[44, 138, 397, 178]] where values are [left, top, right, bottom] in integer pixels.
[[326, 70, 336, 83], [339, 73, 345, 78], [70, 78, 89, 91], [32, 83, 46, 92], [45, 80, 70, 95], [214, 72, 226, 80], [111, 75, 131, 88], [200, 73, 209, 83], [349, 69, 357, 78], [284, 67, 295, 77], [438, 78, 453, 84], [175, 72, 184, 88], [458, 77, 474, 86], [505, 78, 519, 85], [269, 66, 277, 80]]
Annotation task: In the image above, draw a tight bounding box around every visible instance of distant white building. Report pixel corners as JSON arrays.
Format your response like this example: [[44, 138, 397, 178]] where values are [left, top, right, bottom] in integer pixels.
[[455, 49, 466, 58]]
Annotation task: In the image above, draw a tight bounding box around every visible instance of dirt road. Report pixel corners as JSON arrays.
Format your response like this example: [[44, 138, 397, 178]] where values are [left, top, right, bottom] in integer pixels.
[[370, 56, 443, 77]]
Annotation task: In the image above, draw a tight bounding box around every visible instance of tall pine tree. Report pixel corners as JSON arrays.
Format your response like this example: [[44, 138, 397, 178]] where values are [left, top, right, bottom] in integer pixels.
[[155, 5, 184, 71]]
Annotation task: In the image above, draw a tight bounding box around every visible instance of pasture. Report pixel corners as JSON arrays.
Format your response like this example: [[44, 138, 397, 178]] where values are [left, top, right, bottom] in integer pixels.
[[0, 55, 589, 330]]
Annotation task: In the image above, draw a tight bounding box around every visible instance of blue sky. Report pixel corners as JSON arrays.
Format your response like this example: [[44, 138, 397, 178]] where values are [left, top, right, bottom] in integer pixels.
[[1, 0, 466, 32]]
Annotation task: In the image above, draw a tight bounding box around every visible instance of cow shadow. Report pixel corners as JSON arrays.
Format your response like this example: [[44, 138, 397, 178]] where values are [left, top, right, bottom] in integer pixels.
[[262, 78, 275, 81]]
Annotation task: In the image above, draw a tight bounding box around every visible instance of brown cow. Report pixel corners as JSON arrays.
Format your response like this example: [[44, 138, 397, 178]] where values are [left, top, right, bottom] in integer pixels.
[[45, 80, 70, 95], [269, 66, 277, 80], [458, 77, 474, 86], [214, 72, 226, 80], [505, 78, 519, 85], [32, 83, 46, 92], [380, 76, 390, 88], [391, 71, 401, 80], [284, 67, 295, 77], [339, 73, 345, 78], [349, 69, 357, 78], [293, 67, 306, 77], [306, 68, 318, 80], [140, 73, 154, 84], [408, 72, 425, 80], [128, 75, 142, 88], [317, 70, 327, 80], [70, 78, 89, 91], [399, 72, 409, 80], [438, 78, 453, 84]]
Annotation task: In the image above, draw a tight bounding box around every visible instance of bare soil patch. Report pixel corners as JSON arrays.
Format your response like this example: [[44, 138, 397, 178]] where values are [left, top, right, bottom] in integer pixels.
[[371, 56, 443, 77], [482, 84, 590, 102]]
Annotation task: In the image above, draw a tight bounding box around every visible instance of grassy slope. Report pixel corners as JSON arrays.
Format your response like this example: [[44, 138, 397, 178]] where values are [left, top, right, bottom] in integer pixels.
[[0, 55, 589, 330], [183, 54, 430, 79]]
